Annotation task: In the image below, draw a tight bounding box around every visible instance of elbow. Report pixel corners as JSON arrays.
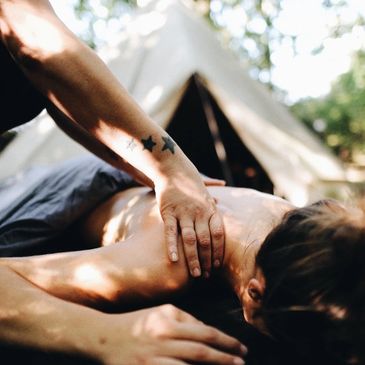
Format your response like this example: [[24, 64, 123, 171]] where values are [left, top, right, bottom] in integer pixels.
[[1, 15, 72, 73], [10, 40, 45, 72], [3, 31, 61, 74], [2, 0, 74, 64]]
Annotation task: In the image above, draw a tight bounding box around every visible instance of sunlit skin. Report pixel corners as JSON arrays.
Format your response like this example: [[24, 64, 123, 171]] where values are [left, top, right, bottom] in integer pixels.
[[0, 0, 225, 281], [1, 185, 293, 330]]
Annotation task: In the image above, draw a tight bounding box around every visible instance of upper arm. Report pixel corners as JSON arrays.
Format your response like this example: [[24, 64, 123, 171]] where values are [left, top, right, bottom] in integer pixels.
[[0, 0, 74, 66], [0, 223, 191, 311], [100, 230, 192, 308]]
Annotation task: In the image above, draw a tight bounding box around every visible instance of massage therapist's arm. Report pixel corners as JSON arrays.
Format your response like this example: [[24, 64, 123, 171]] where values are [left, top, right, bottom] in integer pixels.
[[0, 0, 225, 278]]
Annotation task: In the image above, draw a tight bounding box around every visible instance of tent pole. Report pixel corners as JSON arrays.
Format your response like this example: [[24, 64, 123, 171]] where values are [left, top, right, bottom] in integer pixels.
[[194, 75, 235, 186]]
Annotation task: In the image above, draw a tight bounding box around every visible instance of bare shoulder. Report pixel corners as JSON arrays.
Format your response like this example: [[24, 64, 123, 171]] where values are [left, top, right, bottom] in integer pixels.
[[208, 186, 294, 226], [208, 186, 293, 210]]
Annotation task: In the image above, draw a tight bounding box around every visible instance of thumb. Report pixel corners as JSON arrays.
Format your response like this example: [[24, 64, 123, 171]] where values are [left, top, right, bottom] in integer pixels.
[[202, 176, 226, 186]]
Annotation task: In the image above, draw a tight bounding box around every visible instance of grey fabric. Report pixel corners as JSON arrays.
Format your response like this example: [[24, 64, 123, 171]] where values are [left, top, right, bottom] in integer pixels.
[[0, 155, 138, 256]]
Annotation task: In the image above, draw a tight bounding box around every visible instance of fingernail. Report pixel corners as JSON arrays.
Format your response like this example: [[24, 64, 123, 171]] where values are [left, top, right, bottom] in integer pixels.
[[240, 344, 248, 355], [192, 267, 201, 277], [203, 271, 210, 279], [171, 252, 178, 262], [233, 358, 244, 365], [214, 259, 220, 268]]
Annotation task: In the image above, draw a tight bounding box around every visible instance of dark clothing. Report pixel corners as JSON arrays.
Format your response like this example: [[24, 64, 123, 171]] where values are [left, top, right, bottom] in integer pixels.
[[0, 155, 138, 257], [0, 41, 46, 134]]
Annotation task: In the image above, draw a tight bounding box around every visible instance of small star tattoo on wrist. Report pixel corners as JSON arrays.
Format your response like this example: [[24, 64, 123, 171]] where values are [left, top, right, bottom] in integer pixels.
[[126, 138, 137, 151], [161, 136, 176, 154], [141, 136, 157, 152]]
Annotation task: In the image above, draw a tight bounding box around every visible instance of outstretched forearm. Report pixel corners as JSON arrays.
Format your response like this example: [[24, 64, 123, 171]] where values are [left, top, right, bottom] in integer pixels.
[[0, 264, 107, 359], [0, 264, 245, 365], [0, 0, 190, 185], [47, 103, 153, 188], [0, 0, 226, 280], [0, 231, 191, 311]]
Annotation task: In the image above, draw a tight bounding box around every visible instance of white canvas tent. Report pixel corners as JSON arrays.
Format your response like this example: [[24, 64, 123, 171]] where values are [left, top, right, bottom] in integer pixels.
[[0, 0, 350, 205]]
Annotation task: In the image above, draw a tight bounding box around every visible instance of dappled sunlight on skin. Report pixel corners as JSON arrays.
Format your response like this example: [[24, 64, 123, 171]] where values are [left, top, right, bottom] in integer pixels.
[[84, 184, 293, 311], [205, 187, 293, 321], [101, 189, 161, 246], [130, 267, 149, 281], [1, 184, 295, 319], [102, 195, 142, 245], [26, 298, 59, 317], [228, 261, 246, 299], [73, 264, 114, 292], [131, 306, 172, 338]]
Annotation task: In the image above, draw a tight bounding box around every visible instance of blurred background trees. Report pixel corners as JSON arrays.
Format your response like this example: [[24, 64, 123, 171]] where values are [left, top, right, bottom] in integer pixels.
[[70, 0, 365, 163], [291, 50, 365, 162]]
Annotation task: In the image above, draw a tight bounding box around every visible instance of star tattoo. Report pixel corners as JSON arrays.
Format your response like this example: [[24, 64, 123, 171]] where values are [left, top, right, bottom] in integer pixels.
[[161, 136, 176, 154], [141, 136, 156, 152], [126, 138, 137, 151]]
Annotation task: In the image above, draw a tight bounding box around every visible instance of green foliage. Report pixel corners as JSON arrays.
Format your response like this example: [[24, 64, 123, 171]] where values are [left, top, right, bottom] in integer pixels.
[[291, 50, 365, 161], [202, 0, 363, 91], [72, 0, 363, 93], [73, 0, 136, 48], [72, 0, 364, 160]]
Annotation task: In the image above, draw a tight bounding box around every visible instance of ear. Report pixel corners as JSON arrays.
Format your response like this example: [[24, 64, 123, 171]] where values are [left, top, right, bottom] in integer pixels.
[[242, 278, 264, 323], [247, 278, 264, 303]]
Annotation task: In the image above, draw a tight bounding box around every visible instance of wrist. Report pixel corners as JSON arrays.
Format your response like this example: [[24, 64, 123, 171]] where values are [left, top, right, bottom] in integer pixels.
[[154, 151, 200, 187], [66, 309, 109, 361]]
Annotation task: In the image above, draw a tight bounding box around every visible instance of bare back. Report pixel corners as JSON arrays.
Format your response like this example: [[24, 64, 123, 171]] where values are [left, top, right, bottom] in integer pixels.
[[81, 186, 293, 253]]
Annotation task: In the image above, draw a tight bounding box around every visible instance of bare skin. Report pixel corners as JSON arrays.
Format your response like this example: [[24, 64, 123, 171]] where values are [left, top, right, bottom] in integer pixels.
[[0, 0, 224, 277], [0, 266, 247, 365], [1, 186, 293, 328]]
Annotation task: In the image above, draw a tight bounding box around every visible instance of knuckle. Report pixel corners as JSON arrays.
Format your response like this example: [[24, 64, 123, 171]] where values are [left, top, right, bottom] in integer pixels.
[[160, 303, 177, 315], [183, 232, 196, 246], [198, 236, 211, 248], [205, 328, 219, 342], [193, 345, 210, 360], [159, 320, 175, 336], [165, 224, 177, 235], [194, 206, 204, 217], [161, 210, 174, 220], [212, 227, 224, 240], [217, 354, 236, 364], [187, 256, 199, 267]]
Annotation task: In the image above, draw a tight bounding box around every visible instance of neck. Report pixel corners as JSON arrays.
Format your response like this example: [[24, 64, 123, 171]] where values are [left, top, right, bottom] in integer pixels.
[[210, 187, 293, 304], [221, 214, 261, 303]]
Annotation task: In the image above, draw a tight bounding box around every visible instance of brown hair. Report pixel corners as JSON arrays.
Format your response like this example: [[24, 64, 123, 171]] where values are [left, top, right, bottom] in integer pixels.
[[255, 199, 365, 364]]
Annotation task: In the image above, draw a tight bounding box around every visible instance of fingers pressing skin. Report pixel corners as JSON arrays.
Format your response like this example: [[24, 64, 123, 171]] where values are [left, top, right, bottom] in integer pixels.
[[168, 209, 225, 279], [158, 181, 225, 279], [164, 215, 179, 262], [209, 211, 225, 269], [195, 217, 212, 278], [180, 217, 200, 277], [202, 176, 227, 187]]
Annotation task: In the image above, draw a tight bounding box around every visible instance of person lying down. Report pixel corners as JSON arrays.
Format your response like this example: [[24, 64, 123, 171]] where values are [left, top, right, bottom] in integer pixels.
[[0, 155, 364, 365]]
